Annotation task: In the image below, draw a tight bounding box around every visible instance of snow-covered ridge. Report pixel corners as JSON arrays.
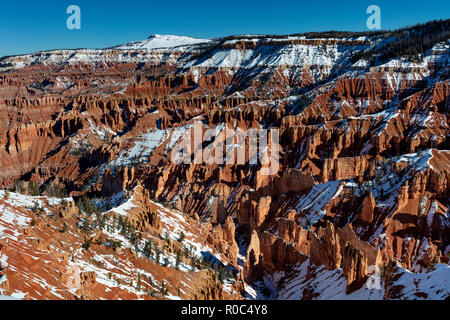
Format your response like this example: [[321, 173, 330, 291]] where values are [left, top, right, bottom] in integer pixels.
[[0, 31, 448, 72], [274, 259, 450, 300], [113, 34, 212, 51], [1, 33, 371, 70]]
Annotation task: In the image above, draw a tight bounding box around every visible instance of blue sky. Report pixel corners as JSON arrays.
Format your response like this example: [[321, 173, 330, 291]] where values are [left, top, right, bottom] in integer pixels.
[[0, 0, 448, 57]]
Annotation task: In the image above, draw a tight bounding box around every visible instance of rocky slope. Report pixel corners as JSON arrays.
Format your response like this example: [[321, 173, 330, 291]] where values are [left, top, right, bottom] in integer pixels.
[[0, 20, 449, 300]]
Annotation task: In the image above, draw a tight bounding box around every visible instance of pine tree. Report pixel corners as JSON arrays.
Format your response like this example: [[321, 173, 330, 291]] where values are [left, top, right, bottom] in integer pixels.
[[175, 250, 182, 270], [143, 240, 152, 258], [155, 249, 161, 264], [160, 281, 168, 296], [136, 274, 141, 291], [178, 232, 185, 243]]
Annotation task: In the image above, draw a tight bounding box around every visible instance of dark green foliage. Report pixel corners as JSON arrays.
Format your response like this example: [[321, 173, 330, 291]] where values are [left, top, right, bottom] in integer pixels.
[[76, 195, 101, 216], [175, 250, 182, 270], [70, 140, 93, 156], [106, 239, 122, 251], [82, 238, 92, 251], [45, 183, 67, 198], [155, 249, 161, 264], [290, 94, 313, 115], [29, 181, 40, 196], [178, 231, 185, 243], [31, 201, 45, 215], [0, 61, 13, 69], [12, 180, 25, 194], [143, 240, 153, 258], [60, 222, 68, 233], [136, 274, 141, 291], [160, 281, 168, 296]]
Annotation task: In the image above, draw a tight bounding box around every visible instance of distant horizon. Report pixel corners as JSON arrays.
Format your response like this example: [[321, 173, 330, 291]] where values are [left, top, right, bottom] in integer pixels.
[[1, 0, 449, 58], [1, 18, 447, 59]]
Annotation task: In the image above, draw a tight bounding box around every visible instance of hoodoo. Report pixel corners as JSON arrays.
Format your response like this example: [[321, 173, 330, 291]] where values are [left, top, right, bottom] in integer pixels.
[[0, 18, 449, 301]]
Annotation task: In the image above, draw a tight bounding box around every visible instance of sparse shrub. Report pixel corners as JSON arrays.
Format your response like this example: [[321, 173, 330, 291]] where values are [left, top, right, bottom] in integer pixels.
[[160, 281, 168, 296], [175, 250, 182, 270], [31, 201, 45, 215], [29, 181, 40, 196], [82, 238, 92, 251], [178, 231, 185, 243]]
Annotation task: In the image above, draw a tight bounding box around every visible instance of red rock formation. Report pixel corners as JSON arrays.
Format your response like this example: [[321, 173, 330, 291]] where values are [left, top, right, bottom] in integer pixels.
[[0, 23, 449, 300], [359, 193, 376, 223]]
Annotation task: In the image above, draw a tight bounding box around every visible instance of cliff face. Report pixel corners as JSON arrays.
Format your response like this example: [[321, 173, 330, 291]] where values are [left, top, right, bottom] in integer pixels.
[[0, 188, 243, 300], [0, 26, 449, 300]]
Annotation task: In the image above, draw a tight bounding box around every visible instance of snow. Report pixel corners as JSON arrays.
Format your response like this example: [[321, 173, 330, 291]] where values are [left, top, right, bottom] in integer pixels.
[[271, 255, 450, 300], [427, 201, 437, 227], [0, 48, 184, 71], [0, 193, 32, 222], [186, 43, 353, 69], [0, 295, 22, 300], [129, 130, 166, 158], [89, 186, 236, 297], [114, 34, 211, 51], [111, 129, 167, 167], [0, 191, 48, 240], [294, 180, 342, 227], [395, 149, 433, 172], [88, 119, 116, 139], [109, 124, 193, 168], [0, 32, 447, 78], [165, 125, 193, 153], [106, 194, 137, 216], [1, 33, 446, 86], [275, 260, 385, 300], [393, 264, 450, 300]]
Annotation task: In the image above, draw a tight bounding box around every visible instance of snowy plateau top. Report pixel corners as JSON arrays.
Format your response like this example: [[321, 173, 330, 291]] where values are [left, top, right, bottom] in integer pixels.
[[0, 31, 449, 72]]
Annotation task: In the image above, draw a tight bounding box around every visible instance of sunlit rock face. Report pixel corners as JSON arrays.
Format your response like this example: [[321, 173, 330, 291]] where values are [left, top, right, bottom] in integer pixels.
[[0, 21, 449, 300]]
